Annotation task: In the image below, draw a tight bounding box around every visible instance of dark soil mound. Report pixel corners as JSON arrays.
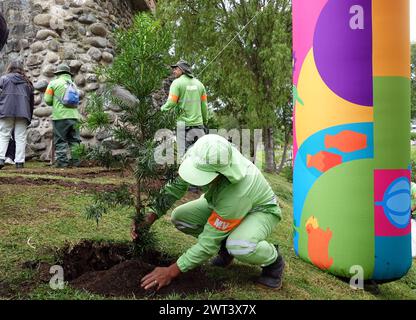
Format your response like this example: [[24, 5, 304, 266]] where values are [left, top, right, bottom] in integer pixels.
[[71, 259, 221, 298], [59, 240, 222, 298]]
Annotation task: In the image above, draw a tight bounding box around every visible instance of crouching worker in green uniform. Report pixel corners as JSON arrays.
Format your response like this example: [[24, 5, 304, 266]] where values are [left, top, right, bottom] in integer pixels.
[[134, 134, 285, 290]]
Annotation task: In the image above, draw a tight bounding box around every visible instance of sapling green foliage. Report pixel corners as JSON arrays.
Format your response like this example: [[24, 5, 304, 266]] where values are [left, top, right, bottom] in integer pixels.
[[82, 13, 178, 253]]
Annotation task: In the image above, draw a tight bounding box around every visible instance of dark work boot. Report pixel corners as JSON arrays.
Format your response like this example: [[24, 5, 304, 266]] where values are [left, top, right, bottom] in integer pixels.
[[257, 245, 285, 289], [15, 163, 24, 169], [0, 159, 4, 170], [210, 240, 234, 268]]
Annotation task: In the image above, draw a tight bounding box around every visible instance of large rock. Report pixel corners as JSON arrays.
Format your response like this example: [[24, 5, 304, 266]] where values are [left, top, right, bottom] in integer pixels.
[[74, 74, 86, 87], [36, 29, 60, 40], [89, 23, 108, 37], [96, 130, 111, 141], [50, 17, 65, 31], [33, 80, 49, 91], [80, 128, 95, 139], [87, 47, 101, 61], [32, 69, 41, 77], [101, 52, 113, 63], [27, 130, 42, 144], [33, 107, 53, 118], [26, 54, 42, 67], [28, 119, 40, 129], [69, 60, 83, 73], [102, 138, 124, 150], [46, 52, 59, 64], [79, 54, 92, 63], [63, 44, 77, 60], [85, 73, 97, 83], [111, 86, 140, 107], [80, 63, 94, 73], [78, 14, 97, 24], [30, 41, 45, 54], [42, 65, 55, 77], [85, 37, 107, 48], [30, 142, 47, 151], [48, 39, 61, 52], [85, 83, 100, 92], [34, 14, 51, 28], [34, 95, 42, 106]]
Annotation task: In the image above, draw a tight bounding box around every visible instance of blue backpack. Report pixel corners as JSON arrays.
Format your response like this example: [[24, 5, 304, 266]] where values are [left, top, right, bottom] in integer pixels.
[[58, 81, 80, 108]]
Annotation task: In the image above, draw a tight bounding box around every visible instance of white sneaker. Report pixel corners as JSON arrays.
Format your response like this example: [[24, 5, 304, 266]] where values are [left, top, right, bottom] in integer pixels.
[[5, 158, 15, 165]]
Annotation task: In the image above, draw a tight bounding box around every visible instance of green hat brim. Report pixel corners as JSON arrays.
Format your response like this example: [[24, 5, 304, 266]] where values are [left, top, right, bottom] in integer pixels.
[[54, 70, 72, 76], [179, 156, 219, 186]]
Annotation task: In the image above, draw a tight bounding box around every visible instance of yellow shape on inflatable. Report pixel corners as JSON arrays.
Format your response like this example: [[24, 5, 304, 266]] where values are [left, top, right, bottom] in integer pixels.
[[372, 0, 410, 78], [295, 49, 373, 147]]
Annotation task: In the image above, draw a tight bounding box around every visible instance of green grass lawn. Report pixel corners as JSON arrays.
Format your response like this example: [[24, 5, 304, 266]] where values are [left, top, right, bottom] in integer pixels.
[[0, 162, 415, 300]]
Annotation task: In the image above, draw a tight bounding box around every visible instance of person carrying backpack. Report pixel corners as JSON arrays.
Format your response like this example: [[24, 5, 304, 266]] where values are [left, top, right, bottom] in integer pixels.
[[44, 64, 81, 168]]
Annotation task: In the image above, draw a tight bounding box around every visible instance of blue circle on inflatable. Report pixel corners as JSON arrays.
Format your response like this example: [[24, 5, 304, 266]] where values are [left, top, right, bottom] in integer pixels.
[[376, 177, 411, 229]]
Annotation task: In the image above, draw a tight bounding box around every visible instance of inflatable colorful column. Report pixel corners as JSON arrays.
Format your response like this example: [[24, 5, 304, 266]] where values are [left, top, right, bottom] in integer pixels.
[[292, 0, 411, 281]]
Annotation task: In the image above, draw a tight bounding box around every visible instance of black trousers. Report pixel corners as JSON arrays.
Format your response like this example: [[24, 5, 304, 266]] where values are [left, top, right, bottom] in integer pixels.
[[5, 131, 15, 160]]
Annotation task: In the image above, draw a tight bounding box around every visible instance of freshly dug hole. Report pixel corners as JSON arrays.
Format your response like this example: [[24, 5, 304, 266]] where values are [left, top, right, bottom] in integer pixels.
[[59, 240, 223, 298]]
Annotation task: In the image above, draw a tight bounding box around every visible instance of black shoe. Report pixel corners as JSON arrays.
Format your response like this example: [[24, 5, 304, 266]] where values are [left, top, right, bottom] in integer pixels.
[[188, 185, 200, 193], [211, 240, 234, 267], [364, 280, 381, 295], [0, 159, 4, 170], [15, 163, 24, 169], [257, 245, 285, 289], [53, 162, 68, 168]]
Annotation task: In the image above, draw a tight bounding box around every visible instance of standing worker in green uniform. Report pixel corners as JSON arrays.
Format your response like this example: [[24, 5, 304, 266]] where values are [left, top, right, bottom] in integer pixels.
[[134, 134, 285, 290], [161, 60, 208, 150], [44, 64, 81, 168]]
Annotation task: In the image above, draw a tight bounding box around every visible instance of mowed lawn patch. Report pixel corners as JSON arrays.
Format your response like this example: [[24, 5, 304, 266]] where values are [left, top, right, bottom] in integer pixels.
[[0, 164, 415, 300]]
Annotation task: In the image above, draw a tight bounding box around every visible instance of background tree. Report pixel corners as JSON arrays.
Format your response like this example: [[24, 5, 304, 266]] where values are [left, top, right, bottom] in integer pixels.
[[411, 43, 415, 119], [157, 0, 292, 172], [82, 13, 177, 253]]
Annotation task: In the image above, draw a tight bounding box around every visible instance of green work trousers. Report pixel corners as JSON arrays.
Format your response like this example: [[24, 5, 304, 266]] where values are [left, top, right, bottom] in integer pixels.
[[171, 196, 280, 267], [53, 119, 81, 166]]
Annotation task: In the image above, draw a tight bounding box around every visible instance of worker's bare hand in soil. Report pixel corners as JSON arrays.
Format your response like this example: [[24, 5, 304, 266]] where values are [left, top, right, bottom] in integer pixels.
[[141, 263, 181, 291], [130, 212, 158, 240]]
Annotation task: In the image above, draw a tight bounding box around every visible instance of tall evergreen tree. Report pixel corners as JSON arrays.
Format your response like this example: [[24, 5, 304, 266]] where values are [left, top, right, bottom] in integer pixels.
[[83, 13, 177, 252], [157, 0, 292, 172], [411, 43, 415, 119]]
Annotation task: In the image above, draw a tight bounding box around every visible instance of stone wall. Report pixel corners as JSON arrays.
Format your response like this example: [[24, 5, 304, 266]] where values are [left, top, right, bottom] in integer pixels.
[[0, 0, 155, 161]]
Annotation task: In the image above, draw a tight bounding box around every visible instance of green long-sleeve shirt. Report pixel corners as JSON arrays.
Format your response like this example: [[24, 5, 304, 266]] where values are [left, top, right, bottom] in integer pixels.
[[152, 145, 281, 272], [161, 74, 208, 126], [44, 74, 80, 120]]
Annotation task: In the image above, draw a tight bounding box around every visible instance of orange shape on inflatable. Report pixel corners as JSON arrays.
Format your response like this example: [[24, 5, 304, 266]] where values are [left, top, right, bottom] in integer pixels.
[[306, 151, 342, 172], [324, 130, 367, 153], [306, 216, 334, 270]]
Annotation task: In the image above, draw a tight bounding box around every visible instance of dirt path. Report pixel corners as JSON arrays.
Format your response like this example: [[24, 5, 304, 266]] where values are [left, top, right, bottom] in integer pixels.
[[0, 176, 121, 193]]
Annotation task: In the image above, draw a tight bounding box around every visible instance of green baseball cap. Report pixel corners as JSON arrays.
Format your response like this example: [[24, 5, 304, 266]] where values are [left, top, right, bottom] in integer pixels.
[[179, 135, 232, 186], [179, 134, 252, 186]]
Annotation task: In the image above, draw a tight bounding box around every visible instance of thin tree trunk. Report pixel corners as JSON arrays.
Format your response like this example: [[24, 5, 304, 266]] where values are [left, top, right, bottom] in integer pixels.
[[277, 129, 291, 174], [263, 127, 275, 173], [135, 178, 142, 216]]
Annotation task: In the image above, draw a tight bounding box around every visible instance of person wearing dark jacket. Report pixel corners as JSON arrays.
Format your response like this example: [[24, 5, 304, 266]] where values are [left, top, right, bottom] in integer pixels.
[[0, 60, 34, 169]]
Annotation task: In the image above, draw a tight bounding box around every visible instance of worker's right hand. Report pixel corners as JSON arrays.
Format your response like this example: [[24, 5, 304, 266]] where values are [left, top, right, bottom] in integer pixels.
[[131, 212, 158, 241]]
